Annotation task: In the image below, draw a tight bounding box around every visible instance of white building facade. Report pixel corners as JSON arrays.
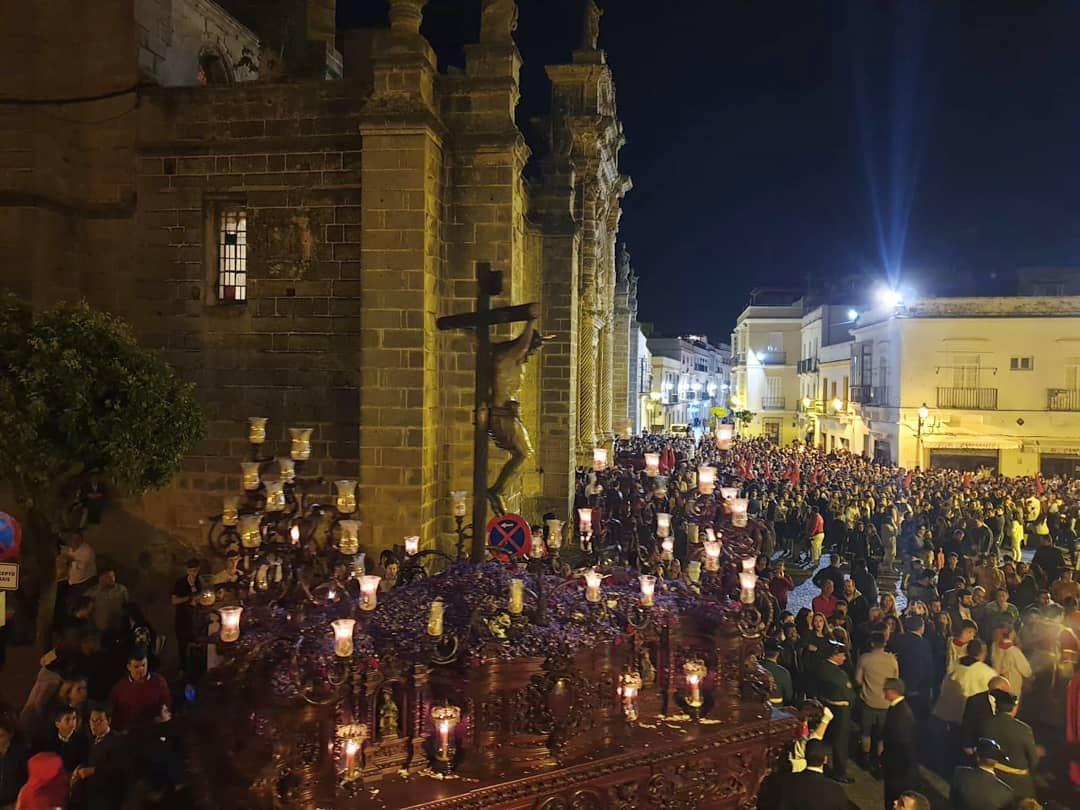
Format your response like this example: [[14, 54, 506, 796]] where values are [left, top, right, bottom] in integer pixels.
[[647, 335, 730, 433]]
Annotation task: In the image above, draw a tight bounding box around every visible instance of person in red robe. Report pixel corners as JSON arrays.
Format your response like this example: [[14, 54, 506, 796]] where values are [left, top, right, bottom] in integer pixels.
[[1068, 670, 1080, 787]]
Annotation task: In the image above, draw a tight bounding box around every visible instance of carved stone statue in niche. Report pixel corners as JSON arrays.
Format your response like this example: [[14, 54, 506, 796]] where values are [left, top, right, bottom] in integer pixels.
[[480, 0, 518, 42], [581, 0, 602, 50], [640, 649, 656, 686], [378, 689, 399, 739]]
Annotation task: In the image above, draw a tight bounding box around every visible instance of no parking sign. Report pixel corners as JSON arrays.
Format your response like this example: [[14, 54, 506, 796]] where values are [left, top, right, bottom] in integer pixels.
[[0, 513, 21, 561], [486, 513, 532, 560]]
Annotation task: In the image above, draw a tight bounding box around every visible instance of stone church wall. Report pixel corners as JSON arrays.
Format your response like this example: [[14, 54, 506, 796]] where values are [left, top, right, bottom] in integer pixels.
[[136, 0, 260, 86]]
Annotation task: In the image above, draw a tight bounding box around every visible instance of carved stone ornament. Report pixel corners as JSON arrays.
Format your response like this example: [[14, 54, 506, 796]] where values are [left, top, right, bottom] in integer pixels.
[[480, 0, 518, 42], [581, 0, 603, 50], [388, 0, 424, 36]]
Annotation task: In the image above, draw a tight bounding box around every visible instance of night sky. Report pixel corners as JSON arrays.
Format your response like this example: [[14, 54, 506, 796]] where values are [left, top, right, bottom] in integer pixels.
[[342, 1, 1080, 338]]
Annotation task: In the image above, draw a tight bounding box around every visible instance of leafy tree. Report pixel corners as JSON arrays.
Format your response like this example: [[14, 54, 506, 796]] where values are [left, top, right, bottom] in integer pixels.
[[0, 294, 204, 526]]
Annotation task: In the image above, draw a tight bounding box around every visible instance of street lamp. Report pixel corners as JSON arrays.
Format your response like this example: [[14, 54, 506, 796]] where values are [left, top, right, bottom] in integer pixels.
[[801, 396, 811, 410], [916, 402, 929, 468], [832, 397, 843, 413]]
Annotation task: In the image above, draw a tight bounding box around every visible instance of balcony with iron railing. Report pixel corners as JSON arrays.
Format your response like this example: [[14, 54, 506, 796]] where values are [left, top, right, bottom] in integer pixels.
[[1048, 389, 1080, 411], [850, 385, 889, 406], [734, 350, 787, 366], [797, 358, 819, 374], [762, 396, 786, 411], [936, 387, 998, 410]]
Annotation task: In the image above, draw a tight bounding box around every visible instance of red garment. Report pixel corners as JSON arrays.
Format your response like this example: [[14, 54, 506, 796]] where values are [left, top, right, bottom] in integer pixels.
[[791, 460, 800, 485], [903, 470, 912, 489], [769, 574, 795, 609], [16, 752, 68, 810], [1068, 672, 1080, 785], [807, 513, 824, 536], [108, 672, 173, 732], [812, 594, 838, 618], [1035, 475, 1045, 495]]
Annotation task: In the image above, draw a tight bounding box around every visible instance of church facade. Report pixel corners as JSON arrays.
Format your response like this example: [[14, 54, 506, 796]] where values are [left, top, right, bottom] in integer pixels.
[[0, 0, 641, 558]]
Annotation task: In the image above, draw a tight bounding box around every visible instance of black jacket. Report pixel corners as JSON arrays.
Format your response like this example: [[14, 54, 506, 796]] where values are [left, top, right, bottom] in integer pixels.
[[888, 632, 934, 695], [882, 699, 917, 783], [949, 765, 1013, 810], [777, 768, 848, 810], [960, 691, 996, 751], [0, 739, 28, 805]]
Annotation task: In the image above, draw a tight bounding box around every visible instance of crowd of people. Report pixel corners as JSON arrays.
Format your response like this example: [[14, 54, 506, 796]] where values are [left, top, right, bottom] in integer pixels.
[[636, 434, 1080, 809]]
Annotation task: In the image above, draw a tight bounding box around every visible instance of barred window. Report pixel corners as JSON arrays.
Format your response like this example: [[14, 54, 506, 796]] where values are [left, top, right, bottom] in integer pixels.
[[217, 209, 247, 302]]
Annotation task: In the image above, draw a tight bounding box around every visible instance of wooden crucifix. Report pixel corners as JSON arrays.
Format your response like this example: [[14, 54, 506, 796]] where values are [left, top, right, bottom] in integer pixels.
[[436, 262, 547, 562]]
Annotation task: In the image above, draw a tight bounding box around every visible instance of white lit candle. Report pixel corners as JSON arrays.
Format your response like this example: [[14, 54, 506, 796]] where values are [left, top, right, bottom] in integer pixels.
[[639, 574, 656, 607], [720, 486, 739, 501], [644, 452, 660, 477], [219, 606, 242, 642], [334, 480, 357, 514], [661, 536, 675, 561], [620, 670, 643, 721], [698, 465, 716, 495], [241, 462, 261, 491], [264, 479, 286, 512], [716, 424, 733, 450], [704, 534, 722, 571], [359, 575, 381, 611], [739, 570, 758, 604], [289, 427, 313, 461], [427, 598, 444, 637], [247, 417, 267, 445], [593, 447, 608, 471], [338, 520, 360, 555], [450, 490, 468, 518], [545, 519, 563, 550], [431, 705, 460, 763], [345, 737, 361, 778], [509, 579, 524, 614], [278, 458, 296, 484], [221, 496, 239, 527], [584, 569, 603, 603], [338, 724, 367, 782], [656, 512, 672, 538], [332, 618, 355, 657], [289, 523, 301, 544], [239, 514, 262, 549], [404, 535, 420, 556], [730, 498, 749, 527], [578, 507, 593, 536], [684, 659, 706, 707]]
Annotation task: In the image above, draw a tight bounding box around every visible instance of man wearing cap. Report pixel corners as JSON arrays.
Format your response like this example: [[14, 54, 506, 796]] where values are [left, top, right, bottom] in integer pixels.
[[815, 640, 855, 784], [949, 738, 1014, 810], [762, 640, 793, 707], [881, 677, 916, 807], [981, 689, 1041, 800]]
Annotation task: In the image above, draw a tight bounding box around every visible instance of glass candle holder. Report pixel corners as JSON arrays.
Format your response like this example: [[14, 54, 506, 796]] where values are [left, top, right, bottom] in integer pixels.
[[644, 452, 660, 477], [656, 512, 672, 538], [545, 519, 563, 550], [427, 598, 444, 637], [352, 553, 366, 578], [619, 669, 644, 722], [450, 490, 467, 518], [661, 536, 675, 561], [742, 556, 756, 574], [289, 427, 312, 461], [698, 465, 716, 495], [338, 723, 367, 783], [431, 705, 461, 768], [289, 523, 301, 544], [264, 480, 286, 512], [527, 526, 544, 559], [716, 424, 733, 450], [720, 486, 739, 501], [508, 579, 524, 614], [739, 570, 758, 604], [278, 458, 296, 484], [703, 535, 722, 571], [404, 535, 420, 556], [338, 520, 360, 556], [241, 462, 261, 491], [578, 507, 593, 536], [247, 417, 267, 445], [332, 618, 356, 657], [219, 606, 242, 642], [334, 480, 357, 514], [593, 447, 608, 471], [730, 498, 749, 527], [221, 496, 239, 527], [359, 575, 381, 611], [239, 514, 262, 549], [639, 574, 656, 607], [687, 560, 702, 584], [683, 659, 707, 708], [584, 569, 603, 603], [686, 522, 700, 544]]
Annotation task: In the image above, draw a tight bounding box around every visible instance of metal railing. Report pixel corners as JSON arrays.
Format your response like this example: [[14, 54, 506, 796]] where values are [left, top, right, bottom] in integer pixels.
[[1048, 388, 1080, 411], [936, 387, 998, 410], [851, 385, 889, 405], [797, 358, 819, 373], [762, 397, 786, 411], [759, 351, 787, 365]]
